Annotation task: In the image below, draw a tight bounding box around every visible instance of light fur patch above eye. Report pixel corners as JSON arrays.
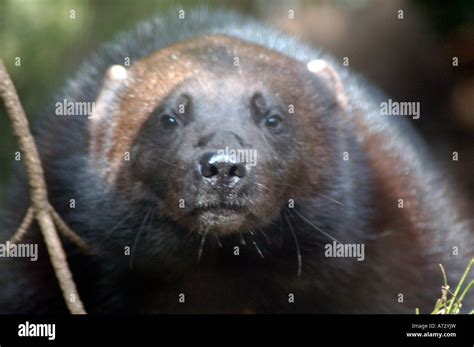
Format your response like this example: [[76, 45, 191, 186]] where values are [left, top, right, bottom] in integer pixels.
[[251, 92, 267, 114]]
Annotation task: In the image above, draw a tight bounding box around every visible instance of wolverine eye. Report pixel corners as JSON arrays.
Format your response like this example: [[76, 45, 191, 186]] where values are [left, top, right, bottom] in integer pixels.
[[264, 113, 284, 132], [160, 114, 179, 132]]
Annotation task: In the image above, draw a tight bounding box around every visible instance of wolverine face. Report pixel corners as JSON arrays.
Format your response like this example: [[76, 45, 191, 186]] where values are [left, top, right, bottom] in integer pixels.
[[91, 35, 340, 237], [131, 74, 305, 235]]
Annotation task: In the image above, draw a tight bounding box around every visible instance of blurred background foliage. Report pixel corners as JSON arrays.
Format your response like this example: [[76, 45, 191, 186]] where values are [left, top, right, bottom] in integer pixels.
[[0, 0, 473, 208]]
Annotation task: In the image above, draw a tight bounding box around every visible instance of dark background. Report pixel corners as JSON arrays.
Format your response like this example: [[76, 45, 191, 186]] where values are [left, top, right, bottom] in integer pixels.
[[0, 0, 473, 209]]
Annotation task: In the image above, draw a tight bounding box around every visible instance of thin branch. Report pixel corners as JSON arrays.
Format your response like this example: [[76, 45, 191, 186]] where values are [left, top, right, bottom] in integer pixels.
[[50, 205, 93, 256], [8, 206, 34, 244], [0, 59, 86, 314]]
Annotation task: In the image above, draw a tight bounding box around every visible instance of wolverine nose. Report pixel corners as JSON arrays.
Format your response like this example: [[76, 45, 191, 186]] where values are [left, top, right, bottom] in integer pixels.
[[199, 152, 247, 181]]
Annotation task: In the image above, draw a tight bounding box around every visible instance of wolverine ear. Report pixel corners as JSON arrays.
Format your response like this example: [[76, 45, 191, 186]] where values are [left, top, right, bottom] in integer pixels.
[[89, 65, 129, 168], [307, 59, 347, 108], [90, 64, 128, 122]]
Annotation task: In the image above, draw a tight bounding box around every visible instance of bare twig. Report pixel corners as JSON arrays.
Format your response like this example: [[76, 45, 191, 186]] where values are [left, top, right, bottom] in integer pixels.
[[9, 204, 93, 255], [8, 206, 34, 244], [50, 205, 93, 256], [0, 59, 87, 314]]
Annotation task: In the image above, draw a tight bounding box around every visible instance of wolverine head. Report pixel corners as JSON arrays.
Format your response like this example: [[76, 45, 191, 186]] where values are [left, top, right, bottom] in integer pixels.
[[89, 35, 345, 237]]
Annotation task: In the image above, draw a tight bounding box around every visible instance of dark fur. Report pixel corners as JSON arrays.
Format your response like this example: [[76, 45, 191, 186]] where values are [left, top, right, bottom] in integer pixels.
[[0, 9, 472, 314]]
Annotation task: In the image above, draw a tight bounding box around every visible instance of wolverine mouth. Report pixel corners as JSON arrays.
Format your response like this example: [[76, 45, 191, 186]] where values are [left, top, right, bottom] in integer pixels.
[[193, 201, 251, 234], [194, 202, 249, 213]]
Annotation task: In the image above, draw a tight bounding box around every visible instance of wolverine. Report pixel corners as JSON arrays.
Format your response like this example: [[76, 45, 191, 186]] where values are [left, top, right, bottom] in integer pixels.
[[0, 9, 472, 314]]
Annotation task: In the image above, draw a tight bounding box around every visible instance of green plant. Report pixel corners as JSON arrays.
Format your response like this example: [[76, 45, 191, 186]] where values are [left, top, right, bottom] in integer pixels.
[[417, 258, 474, 314]]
